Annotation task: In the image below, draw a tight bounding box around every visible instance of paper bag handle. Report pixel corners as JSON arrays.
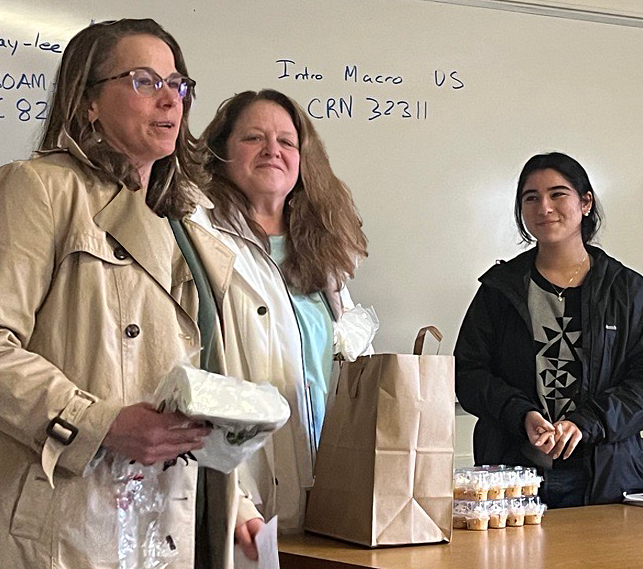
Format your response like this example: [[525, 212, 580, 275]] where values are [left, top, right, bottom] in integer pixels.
[[413, 326, 443, 355]]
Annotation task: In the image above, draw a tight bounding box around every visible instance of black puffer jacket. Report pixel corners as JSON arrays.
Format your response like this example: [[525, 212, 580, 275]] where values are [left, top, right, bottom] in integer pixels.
[[455, 245, 643, 504]]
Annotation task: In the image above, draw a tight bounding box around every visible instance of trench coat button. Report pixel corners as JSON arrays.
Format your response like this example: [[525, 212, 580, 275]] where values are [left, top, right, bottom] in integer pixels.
[[124, 324, 140, 338], [257, 306, 268, 316], [114, 246, 128, 260]]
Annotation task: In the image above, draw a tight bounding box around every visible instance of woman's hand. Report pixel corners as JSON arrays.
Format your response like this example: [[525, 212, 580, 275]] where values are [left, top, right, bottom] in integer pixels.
[[525, 410, 557, 454], [550, 420, 583, 460], [235, 517, 264, 561], [102, 402, 211, 465]]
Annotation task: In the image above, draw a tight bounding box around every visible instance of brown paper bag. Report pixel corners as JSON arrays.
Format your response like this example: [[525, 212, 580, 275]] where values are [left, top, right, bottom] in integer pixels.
[[305, 326, 454, 547]]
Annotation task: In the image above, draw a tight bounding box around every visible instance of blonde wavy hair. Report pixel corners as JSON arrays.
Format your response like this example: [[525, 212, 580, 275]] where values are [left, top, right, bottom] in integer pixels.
[[39, 18, 203, 218], [200, 90, 367, 295]]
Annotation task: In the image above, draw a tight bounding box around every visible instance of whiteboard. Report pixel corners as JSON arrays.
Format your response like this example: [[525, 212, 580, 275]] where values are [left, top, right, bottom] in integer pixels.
[[2, 0, 643, 355]]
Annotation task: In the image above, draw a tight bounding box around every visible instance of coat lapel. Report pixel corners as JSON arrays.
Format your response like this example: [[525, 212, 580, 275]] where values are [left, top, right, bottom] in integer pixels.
[[182, 214, 236, 308], [94, 186, 176, 293]]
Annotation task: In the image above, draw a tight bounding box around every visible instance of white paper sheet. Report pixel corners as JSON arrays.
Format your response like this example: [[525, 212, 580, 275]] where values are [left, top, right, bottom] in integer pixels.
[[233, 516, 280, 569]]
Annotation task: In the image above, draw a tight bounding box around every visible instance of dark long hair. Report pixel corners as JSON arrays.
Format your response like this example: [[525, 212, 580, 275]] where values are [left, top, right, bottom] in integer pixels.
[[514, 152, 602, 244], [39, 18, 203, 218], [200, 89, 367, 294]]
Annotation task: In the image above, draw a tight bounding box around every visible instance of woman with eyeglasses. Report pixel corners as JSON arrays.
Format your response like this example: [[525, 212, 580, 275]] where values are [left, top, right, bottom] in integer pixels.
[[0, 19, 259, 569], [455, 152, 643, 508]]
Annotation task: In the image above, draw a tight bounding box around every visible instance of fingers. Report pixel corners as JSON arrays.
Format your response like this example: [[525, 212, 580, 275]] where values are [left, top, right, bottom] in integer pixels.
[[532, 411, 554, 430], [534, 430, 556, 454], [562, 428, 583, 459], [246, 517, 264, 539], [151, 413, 211, 463], [104, 404, 212, 464], [550, 423, 567, 459], [524, 414, 583, 460], [163, 412, 211, 432], [163, 424, 212, 445], [525, 411, 554, 442], [235, 520, 259, 561], [549, 439, 567, 460], [533, 427, 553, 445], [143, 411, 210, 447], [165, 411, 207, 429], [550, 421, 582, 460]]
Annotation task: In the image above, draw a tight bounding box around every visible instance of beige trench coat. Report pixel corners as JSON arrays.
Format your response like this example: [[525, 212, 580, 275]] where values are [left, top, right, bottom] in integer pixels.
[[0, 148, 240, 569]]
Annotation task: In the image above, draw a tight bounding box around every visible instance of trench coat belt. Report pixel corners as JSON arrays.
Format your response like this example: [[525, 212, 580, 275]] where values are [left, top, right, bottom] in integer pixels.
[[41, 390, 97, 488]]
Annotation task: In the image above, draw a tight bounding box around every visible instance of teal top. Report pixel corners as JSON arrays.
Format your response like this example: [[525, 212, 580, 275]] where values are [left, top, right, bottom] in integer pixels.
[[269, 235, 334, 447]]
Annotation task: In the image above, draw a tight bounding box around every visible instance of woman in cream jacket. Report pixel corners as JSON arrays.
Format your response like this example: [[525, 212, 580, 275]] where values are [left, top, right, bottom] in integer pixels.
[[193, 89, 368, 532]]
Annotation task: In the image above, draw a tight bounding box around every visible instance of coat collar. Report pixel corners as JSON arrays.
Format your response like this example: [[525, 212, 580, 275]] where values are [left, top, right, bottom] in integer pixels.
[[188, 204, 346, 319], [209, 207, 267, 252], [481, 245, 621, 288], [94, 184, 179, 293], [35, 129, 96, 169], [39, 130, 199, 294], [480, 244, 623, 317], [479, 247, 536, 297], [215, 209, 346, 318], [182, 207, 236, 304]]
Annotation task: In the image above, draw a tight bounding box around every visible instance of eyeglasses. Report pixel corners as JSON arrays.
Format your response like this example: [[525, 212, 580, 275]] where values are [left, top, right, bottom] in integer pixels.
[[90, 67, 195, 100]]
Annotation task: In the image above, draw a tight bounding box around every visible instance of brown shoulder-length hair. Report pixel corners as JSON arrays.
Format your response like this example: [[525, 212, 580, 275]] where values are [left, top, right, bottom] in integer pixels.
[[199, 89, 367, 295], [39, 18, 203, 218]]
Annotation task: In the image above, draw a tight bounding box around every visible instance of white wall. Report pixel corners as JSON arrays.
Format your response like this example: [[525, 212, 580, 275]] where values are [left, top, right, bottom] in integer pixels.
[[455, 406, 477, 467]]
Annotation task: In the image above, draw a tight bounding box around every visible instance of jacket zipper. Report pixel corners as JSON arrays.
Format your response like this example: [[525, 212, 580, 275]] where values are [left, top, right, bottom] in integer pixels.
[[215, 226, 318, 472]]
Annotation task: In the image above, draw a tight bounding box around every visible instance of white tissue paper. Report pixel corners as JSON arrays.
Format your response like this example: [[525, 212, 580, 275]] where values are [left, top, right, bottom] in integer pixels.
[[334, 304, 379, 362], [153, 363, 290, 473]]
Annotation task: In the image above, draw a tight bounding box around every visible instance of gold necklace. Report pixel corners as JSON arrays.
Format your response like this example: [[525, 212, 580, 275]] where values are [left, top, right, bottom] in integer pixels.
[[547, 255, 588, 302]]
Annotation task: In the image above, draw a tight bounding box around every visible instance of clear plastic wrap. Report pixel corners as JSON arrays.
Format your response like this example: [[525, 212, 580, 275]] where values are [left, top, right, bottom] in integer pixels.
[[334, 304, 379, 362], [112, 456, 178, 569], [453, 465, 548, 531], [65, 454, 179, 568], [68, 363, 290, 565], [153, 362, 291, 473]]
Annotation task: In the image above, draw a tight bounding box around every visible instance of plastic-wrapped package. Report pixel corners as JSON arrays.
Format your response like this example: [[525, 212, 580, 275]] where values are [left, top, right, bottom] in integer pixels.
[[507, 497, 526, 526], [452, 500, 469, 529], [153, 362, 291, 473], [112, 456, 178, 569], [65, 454, 178, 569], [488, 499, 509, 529], [524, 496, 547, 524], [334, 304, 379, 362], [465, 500, 490, 530]]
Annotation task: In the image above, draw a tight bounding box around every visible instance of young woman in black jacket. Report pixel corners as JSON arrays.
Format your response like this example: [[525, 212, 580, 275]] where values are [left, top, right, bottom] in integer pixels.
[[455, 152, 643, 507]]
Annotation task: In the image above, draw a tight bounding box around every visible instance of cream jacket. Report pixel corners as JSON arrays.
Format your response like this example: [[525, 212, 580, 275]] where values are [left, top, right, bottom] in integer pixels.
[[186, 206, 349, 532], [0, 149, 244, 569]]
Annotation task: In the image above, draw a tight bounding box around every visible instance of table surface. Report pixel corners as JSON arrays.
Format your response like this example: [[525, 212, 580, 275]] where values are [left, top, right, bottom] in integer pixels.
[[278, 504, 643, 569]]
